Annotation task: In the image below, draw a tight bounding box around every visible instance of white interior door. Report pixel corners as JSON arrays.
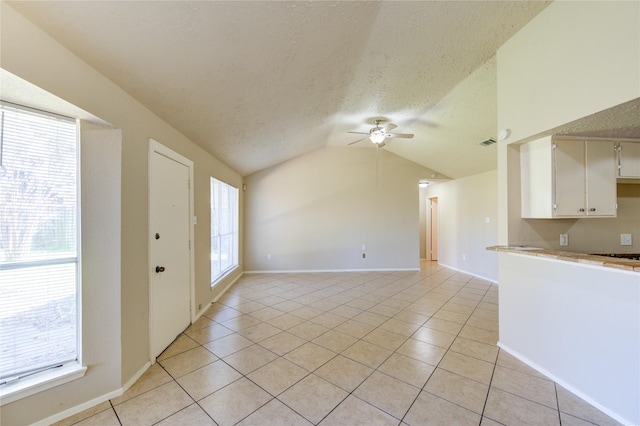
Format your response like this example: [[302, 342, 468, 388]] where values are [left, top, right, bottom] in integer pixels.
[[149, 141, 193, 360], [430, 197, 438, 261]]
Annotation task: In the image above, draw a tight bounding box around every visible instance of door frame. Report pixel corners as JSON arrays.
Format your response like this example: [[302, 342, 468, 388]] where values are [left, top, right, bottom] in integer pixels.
[[427, 196, 439, 261], [148, 138, 195, 362]]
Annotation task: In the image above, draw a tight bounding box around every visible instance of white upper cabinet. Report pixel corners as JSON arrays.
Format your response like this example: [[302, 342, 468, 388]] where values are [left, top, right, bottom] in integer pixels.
[[617, 141, 640, 179], [521, 136, 617, 218]]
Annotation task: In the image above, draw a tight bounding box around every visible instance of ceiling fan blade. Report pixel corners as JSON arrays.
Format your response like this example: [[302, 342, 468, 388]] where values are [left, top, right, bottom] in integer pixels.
[[348, 136, 370, 145], [377, 141, 386, 148], [386, 133, 414, 139], [347, 131, 369, 135], [381, 123, 397, 132]]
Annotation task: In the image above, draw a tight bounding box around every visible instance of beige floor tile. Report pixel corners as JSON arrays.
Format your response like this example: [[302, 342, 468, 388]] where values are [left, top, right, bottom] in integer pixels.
[[379, 318, 421, 337], [268, 313, 306, 330], [480, 416, 504, 426], [259, 331, 306, 355], [176, 359, 242, 401], [220, 314, 262, 332], [458, 324, 498, 345], [290, 306, 324, 320], [234, 300, 267, 314], [466, 315, 498, 332], [312, 329, 358, 352], [424, 368, 489, 414], [354, 371, 420, 419], [319, 395, 398, 426], [199, 378, 272, 426], [441, 301, 476, 314], [52, 402, 113, 426], [223, 344, 279, 374], [423, 316, 464, 334], [411, 326, 456, 349], [334, 319, 376, 339], [207, 307, 243, 323], [368, 303, 403, 317], [247, 357, 308, 396], [111, 363, 173, 405], [249, 306, 285, 321], [491, 365, 556, 408], [438, 351, 494, 385], [484, 387, 560, 426], [314, 354, 374, 392], [556, 385, 623, 426], [278, 374, 349, 424], [186, 315, 215, 332], [158, 334, 200, 360], [273, 300, 305, 313], [287, 321, 329, 341], [159, 346, 218, 378], [284, 342, 336, 371], [184, 322, 234, 345], [238, 322, 282, 342], [353, 311, 389, 327], [400, 306, 437, 322], [362, 328, 408, 351], [237, 399, 312, 426], [432, 309, 471, 324], [114, 381, 193, 426], [404, 391, 481, 426], [377, 353, 435, 388], [330, 304, 363, 319], [203, 333, 254, 358], [396, 338, 446, 366], [449, 336, 499, 363], [342, 340, 393, 368], [308, 299, 341, 312], [155, 403, 216, 426], [495, 350, 549, 379], [309, 312, 347, 328], [72, 408, 121, 426]]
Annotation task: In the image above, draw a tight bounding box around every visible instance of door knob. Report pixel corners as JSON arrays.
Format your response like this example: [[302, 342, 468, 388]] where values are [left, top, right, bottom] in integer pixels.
[[155, 266, 165, 273]]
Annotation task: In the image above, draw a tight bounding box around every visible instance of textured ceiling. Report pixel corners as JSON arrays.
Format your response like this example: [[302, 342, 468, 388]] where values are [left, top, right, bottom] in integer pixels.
[[8, 1, 552, 178]]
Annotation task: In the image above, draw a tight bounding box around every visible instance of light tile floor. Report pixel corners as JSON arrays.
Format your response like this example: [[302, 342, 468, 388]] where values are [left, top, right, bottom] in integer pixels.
[[55, 261, 622, 426]]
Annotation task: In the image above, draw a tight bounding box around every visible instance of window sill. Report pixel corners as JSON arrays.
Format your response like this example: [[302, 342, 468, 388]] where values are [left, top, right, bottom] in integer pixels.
[[211, 265, 239, 288], [0, 363, 87, 406]]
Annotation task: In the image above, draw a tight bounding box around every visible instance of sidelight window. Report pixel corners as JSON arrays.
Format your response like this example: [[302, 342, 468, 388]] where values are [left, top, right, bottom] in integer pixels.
[[210, 177, 238, 285]]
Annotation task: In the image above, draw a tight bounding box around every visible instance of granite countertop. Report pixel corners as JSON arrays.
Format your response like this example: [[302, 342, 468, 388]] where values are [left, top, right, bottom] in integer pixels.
[[486, 246, 640, 273]]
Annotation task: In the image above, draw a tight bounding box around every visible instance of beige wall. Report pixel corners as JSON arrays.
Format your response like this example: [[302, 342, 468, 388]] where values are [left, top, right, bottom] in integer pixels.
[[424, 170, 499, 282], [1, 3, 243, 424], [244, 147, 436, 271], [497, 0, 640, 246]]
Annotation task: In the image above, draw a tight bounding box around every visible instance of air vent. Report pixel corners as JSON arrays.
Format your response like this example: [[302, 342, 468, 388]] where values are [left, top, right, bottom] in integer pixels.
[[479, 138, 497, 147]]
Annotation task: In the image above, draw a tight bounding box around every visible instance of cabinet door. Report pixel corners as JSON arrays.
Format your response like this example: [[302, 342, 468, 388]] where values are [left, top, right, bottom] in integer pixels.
[[586, 141, 617, 216], [554, 140, 586, 217], [619, 141, 640, 178]]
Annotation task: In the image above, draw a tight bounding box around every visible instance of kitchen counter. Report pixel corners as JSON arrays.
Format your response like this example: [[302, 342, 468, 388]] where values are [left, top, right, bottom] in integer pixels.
[[487, 245, 640, 272]]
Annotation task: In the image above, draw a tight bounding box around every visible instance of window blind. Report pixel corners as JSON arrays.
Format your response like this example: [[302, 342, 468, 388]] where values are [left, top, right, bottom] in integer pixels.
[[0, 103, 79, 383], [210, 177, 238, 284]]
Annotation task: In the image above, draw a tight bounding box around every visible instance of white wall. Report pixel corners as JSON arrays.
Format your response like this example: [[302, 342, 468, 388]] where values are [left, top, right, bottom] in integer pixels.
[[1, 3, 243, 424], [424, 170, 499, 282], [244, 147, 436, 271]]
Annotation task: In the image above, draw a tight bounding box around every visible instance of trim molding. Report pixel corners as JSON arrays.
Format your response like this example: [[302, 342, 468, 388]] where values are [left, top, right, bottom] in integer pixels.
[[435, 262, 498, 284], [497, 343, 633, 426], [244, 268, 420, 274]]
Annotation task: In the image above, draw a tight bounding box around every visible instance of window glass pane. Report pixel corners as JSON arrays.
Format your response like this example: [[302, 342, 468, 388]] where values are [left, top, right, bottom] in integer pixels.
[[0, 104, 78, 381], [210, 177, 238, 284]]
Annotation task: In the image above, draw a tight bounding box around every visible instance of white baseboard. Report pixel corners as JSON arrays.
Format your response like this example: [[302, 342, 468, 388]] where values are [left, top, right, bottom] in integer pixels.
[[244, 268, 420, 274], [436, 262, 498, 284], [35, 362, 151, 426], [497, 343, 634, 426]]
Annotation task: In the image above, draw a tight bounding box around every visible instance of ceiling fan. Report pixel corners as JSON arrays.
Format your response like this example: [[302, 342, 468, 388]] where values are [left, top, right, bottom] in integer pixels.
[[348, 119, 414, 148]]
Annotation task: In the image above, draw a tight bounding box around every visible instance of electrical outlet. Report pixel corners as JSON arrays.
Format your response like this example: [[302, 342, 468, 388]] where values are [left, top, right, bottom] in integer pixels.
[[267, 254, 272, 261], [560, 234, 569, 246], [621, 234, 632, 246], [462, 254, 466, 261], [361, 244, 366, 251]]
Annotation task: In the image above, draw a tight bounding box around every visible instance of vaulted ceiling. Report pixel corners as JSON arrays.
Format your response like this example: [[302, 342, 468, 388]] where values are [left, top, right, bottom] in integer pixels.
[[8, 1, 551, 178]]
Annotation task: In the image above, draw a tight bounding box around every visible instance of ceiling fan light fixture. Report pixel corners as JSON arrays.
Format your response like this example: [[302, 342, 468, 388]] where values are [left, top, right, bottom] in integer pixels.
[[370, 133, 386, 144]]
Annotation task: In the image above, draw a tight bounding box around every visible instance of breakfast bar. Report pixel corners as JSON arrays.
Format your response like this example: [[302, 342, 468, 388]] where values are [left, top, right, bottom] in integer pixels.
[[488, 246, 640, 425]]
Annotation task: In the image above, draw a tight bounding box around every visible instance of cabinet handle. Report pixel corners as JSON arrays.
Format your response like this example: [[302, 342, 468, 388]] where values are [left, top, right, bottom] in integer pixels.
[[589, 208, 596, 212], [579, 208, 585, 212]]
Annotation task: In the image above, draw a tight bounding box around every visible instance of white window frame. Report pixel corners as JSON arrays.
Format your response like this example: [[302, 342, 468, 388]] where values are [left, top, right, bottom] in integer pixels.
[[0, 102, 85, 405], [210, 177, 239, 286]]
